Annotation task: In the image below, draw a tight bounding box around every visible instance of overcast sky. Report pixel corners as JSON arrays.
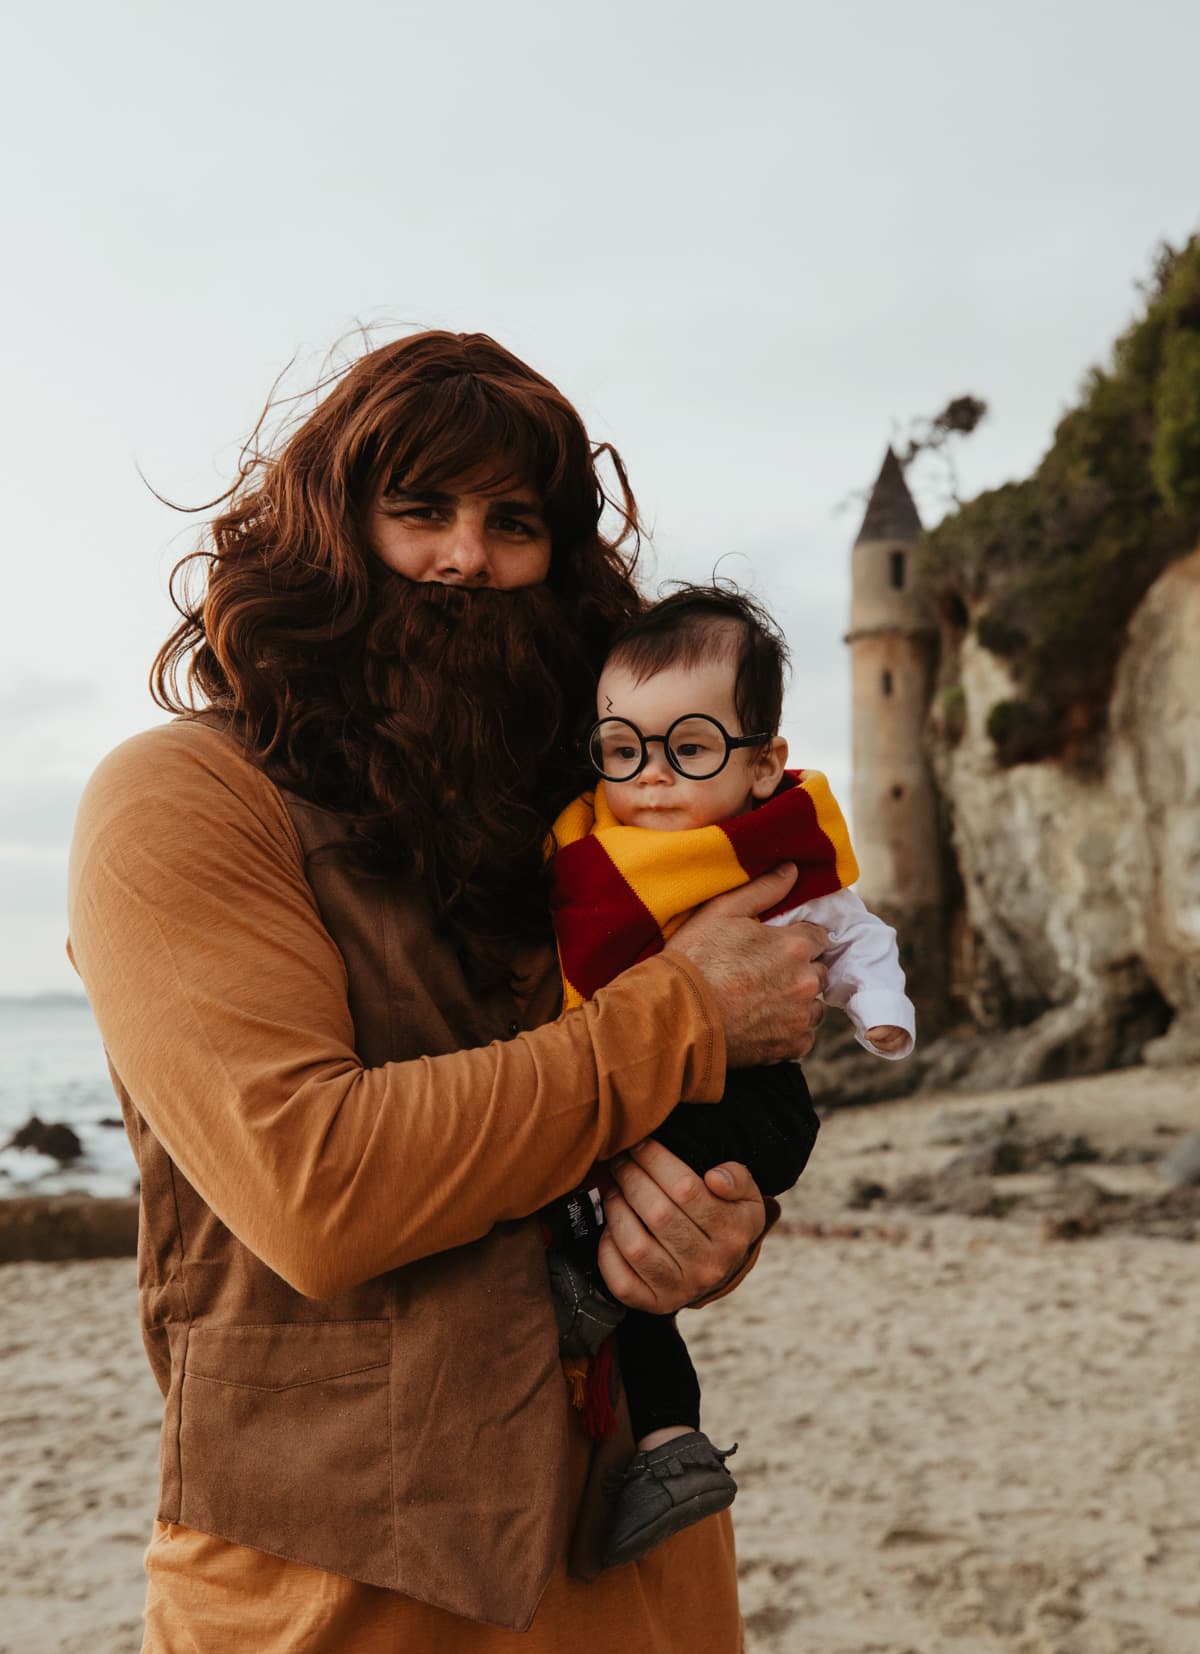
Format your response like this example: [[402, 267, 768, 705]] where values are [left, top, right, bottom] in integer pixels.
[[1, 0, 1197, 993]]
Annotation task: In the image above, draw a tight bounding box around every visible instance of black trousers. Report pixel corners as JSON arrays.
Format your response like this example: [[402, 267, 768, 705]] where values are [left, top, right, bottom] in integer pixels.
[[543, 1063, 820, 1441]]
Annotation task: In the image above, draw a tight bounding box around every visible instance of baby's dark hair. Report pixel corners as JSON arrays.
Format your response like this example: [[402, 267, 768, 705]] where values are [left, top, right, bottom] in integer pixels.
[[605, 583, 789, 737]]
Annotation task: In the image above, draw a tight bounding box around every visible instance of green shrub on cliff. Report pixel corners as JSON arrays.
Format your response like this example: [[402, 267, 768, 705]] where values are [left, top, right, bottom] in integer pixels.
[[921, 235, 1200, 767], [985, 698, 1041, 765], [935, 683, 967, 745], [1153, 331, 1200, 517]]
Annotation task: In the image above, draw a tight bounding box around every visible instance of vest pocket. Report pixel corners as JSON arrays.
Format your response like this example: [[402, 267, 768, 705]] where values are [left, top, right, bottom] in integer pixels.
[[177, 1320, 394, 1587], [184, 1319, 390, 1389]]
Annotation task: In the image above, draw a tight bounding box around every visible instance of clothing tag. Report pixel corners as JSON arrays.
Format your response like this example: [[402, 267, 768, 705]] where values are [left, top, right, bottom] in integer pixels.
[[563, 1186, 607, 1241]]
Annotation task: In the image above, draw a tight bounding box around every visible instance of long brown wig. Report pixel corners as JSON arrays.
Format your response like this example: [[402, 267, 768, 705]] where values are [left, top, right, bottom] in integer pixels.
[[152, 330, 645, 979]]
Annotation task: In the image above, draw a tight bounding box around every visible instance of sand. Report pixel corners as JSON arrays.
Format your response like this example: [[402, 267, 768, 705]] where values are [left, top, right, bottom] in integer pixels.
[[1, 1064, 1197, 1653]]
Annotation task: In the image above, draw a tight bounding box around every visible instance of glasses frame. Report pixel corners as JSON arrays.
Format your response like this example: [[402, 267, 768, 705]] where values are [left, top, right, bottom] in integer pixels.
[[587, 714, 773, 783]]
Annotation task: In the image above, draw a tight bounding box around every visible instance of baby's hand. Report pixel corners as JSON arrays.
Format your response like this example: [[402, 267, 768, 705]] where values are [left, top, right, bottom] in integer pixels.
[[866, 1025, 908, 1055]]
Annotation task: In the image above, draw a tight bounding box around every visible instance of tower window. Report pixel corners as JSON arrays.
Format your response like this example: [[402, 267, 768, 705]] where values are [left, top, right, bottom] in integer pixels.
[[891, 785, 904, 800], [881, 669, 894, 697], [889, 551, 906, 590]]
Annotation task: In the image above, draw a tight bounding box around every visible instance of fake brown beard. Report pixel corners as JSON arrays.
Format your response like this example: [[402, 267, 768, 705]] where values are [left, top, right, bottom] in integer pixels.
[[346, 576, 597, 977]]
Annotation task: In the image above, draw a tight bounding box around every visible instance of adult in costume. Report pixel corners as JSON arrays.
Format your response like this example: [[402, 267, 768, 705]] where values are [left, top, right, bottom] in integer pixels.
[[67, 331, 829, 1651]]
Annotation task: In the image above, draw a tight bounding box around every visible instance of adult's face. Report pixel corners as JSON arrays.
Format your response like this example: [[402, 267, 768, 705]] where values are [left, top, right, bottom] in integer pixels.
[[365, 472, 553, 590]]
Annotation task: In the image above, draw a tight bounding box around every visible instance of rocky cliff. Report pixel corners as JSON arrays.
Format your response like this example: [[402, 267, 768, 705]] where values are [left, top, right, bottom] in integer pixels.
[[929, 544, 1200, 1086]]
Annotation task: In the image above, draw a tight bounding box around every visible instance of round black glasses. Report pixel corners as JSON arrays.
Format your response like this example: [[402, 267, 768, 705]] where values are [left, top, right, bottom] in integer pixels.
[[588, 715, 772, 782]]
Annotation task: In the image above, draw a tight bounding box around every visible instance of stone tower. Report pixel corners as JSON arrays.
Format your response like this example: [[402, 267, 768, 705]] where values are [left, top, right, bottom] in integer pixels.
[[847, 447, 945, 1025]]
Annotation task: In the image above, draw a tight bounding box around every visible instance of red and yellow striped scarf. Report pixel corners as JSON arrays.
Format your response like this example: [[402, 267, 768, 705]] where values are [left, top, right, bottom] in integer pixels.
[[549, 770, 858, 1009]]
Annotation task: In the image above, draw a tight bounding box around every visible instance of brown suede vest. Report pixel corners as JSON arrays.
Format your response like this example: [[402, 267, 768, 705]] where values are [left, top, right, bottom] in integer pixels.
[[117, 778, 594, 1631]]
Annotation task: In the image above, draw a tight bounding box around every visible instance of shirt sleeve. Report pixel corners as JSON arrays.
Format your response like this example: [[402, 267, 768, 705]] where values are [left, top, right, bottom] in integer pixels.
[[67, 722, 727, 1299], [766, 887, 915, 1060]]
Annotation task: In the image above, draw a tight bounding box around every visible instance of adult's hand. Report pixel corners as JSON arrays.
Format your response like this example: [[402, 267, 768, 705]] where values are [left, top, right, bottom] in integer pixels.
[[665, 864, 830, 1065], [596, 1139, 766, 1314]]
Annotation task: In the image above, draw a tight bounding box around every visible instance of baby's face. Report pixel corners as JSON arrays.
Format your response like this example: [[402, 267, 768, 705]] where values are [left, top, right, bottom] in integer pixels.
[[595, 656, 786, 831]]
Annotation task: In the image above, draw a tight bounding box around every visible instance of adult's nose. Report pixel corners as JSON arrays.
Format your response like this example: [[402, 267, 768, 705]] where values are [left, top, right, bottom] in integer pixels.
[[437, 518, 492, 584]]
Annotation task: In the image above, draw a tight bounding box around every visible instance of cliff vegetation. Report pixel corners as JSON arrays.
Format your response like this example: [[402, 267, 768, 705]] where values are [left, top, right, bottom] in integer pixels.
[[920, 235, 1200, 767]]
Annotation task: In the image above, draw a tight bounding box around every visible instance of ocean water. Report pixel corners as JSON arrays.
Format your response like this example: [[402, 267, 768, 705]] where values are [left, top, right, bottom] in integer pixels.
[[0, 997, 138, 1198]]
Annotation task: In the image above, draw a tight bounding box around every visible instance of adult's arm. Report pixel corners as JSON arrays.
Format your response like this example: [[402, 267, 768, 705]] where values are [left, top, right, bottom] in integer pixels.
[[67, 722, 727, 1299]]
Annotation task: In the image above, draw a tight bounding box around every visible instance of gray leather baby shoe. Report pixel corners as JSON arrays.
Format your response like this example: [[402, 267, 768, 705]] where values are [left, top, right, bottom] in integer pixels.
[[547, 1251, 626, 1356], [603, 1431, 737, 1568]]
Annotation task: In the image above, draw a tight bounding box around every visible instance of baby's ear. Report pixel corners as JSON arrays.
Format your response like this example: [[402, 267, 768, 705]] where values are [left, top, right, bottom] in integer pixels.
[[750, 736, 788, 799]]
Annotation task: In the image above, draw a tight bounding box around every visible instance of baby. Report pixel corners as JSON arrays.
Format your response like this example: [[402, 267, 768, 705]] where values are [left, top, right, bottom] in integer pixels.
[[543, 584, 915, 1570]]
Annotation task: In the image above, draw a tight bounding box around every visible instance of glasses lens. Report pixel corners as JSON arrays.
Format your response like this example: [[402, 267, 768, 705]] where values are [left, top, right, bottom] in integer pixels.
[[590, 719, 644, 780], [667, 716, 728, 779]]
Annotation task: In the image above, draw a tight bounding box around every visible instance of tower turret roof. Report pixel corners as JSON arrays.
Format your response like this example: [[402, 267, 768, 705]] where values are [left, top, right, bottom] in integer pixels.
[[855, 446, 922, 544]]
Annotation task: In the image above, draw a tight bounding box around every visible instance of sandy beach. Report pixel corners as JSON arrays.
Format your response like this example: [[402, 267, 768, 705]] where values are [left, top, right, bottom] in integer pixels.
[[2, 1064, 1197, 1653]]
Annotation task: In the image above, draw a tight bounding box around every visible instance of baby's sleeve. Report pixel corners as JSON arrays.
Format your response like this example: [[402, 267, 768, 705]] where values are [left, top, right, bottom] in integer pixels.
[[766, 888, 916, 1060]]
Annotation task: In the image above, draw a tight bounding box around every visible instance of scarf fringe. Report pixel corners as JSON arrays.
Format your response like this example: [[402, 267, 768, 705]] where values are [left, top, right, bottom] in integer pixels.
[[562, 1338, 618, 1440]]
